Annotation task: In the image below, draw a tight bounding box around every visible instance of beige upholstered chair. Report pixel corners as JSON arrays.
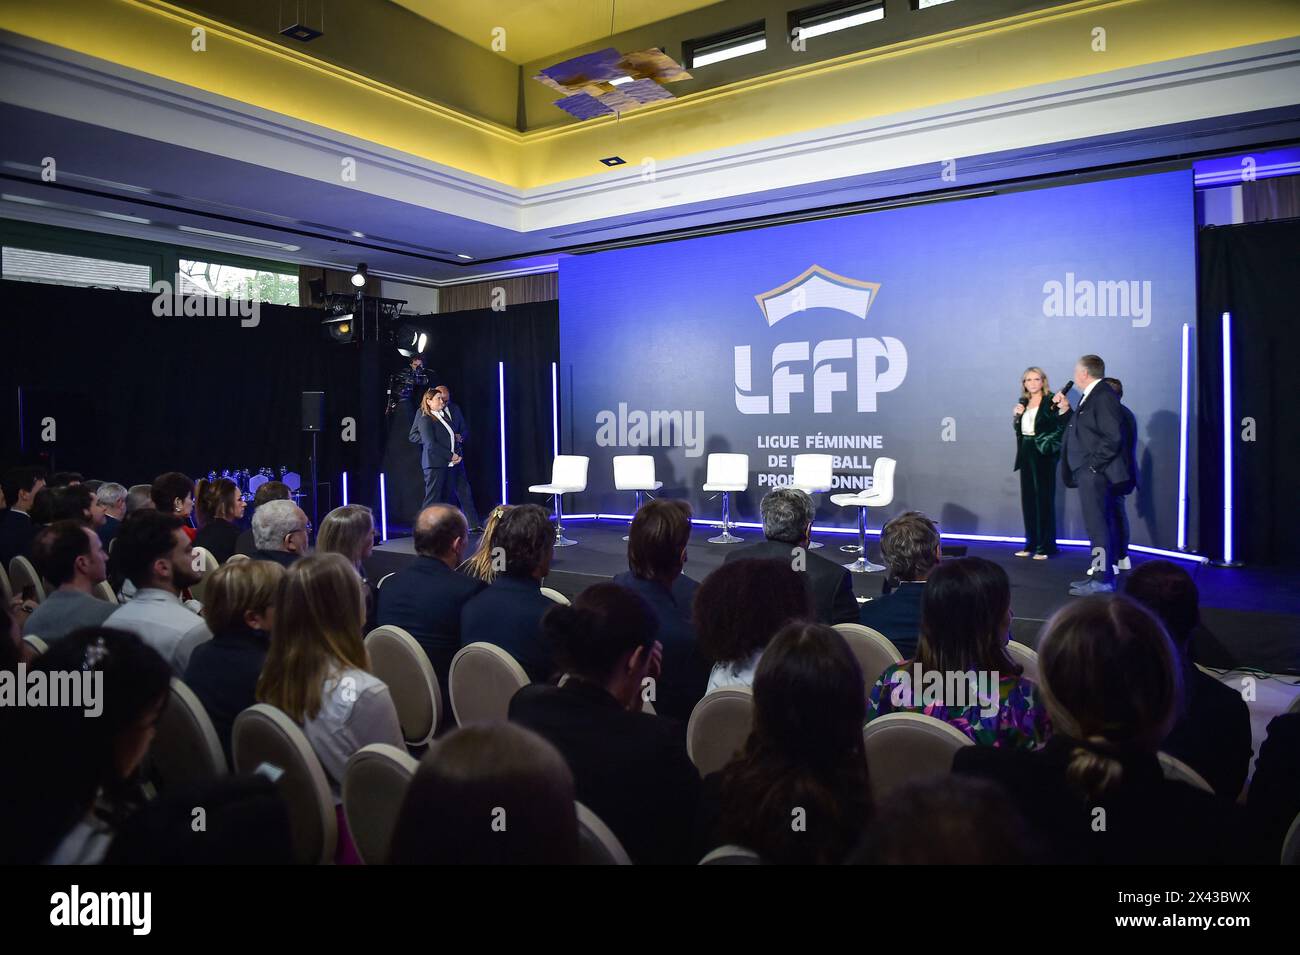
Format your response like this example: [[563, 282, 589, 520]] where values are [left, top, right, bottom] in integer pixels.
[[1157, 751, 1214, 794], [833, 622, 904, 688], [686, 687, 755, 776], [8, 556, 45, 603], [187, 546, 220, 602], [151, 677, 228, 787], [1282, 811, 1300, 865], [232, 703, 337, 865], [576, 801, 631, 865], [699, 845, 762, 865], [364, 625, 441, 747], [539, 587, 570, 606], [449, 642, 530, 726], [1005, 640, 1039, 683], [92, 580, 118, 604], [22, 634, 48, 656], [0, 560, 11, 605], [343, 743, 419, 866], [861, 712, 974, 800]]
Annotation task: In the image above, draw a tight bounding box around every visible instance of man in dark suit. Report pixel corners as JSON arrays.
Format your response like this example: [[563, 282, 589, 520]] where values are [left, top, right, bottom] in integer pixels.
[[460, 503, 557, 682], [723, 487, 858, 624], [0, 466, 47, 569], [1055, 354, 1132, 595], [408, 387, 457, 510], [857, 510, 942, 659], [434, 385, 481, 532], [376, 504, 484, 717], [1104, 377, 1139, 574]]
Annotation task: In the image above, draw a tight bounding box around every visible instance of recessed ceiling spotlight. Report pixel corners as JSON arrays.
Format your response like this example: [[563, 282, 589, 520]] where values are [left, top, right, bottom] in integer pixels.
[[456, 253, 473, 260], [351, 263, 368, 287], [600, 156, 627, 167], [350, 230, 365, 238]]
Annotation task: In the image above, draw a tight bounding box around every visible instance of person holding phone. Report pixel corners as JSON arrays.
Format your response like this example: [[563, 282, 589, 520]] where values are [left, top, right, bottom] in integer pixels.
[[1012, 366, 1065, 559]]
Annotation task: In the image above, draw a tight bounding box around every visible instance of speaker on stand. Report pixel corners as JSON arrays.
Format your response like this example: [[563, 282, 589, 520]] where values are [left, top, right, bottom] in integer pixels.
[[302, 391, 325, 536]]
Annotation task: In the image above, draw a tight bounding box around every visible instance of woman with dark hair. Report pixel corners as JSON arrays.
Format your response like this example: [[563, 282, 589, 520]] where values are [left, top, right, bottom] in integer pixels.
[[0, 627, 172, 864], [151, 472, 197, 540], [193, 477, 246, 564], [867, 557, 1049, 748], [408, 387, 458, 510], [954, 595, 1246, 863], [697, 621, 872, 864], [694, 558, 812, 692], [390, 723, 578, 865], [509, 582, 700, 865]]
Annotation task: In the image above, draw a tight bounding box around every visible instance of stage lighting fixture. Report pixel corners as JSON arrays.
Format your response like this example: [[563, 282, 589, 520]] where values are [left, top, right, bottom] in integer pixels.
[[322, 313, 355, 344], [395, 322, 429, 358], [351, 263, 368, 288]]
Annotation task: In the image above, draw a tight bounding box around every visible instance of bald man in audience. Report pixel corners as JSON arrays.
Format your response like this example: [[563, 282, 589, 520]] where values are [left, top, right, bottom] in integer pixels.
[[376, 505, 485, 718]]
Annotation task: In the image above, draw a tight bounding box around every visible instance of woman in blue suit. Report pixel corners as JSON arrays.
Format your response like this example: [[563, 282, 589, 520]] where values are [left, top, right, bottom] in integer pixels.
[[409, 388, 459, 509]]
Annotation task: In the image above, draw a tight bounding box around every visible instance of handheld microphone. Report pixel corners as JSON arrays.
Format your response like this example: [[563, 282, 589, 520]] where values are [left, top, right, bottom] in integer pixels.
[[1059, 381, 1073, 397]]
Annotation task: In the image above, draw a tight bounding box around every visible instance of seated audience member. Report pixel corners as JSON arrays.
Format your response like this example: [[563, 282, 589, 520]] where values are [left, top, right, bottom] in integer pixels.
[[724, 488, 858, 624], [250, 498, 311, 567], [29, 486, 54, 525], [183, 559, 285, 765], [151, 471, 197, 539], [23, 521, 114, 642], [954, 595, 1245, 864], [0, 628, 172, 864], [868, 557, 1048, 748], [1123, 560, 1252, 800], [694, 558, 811, 691], [858, 510, 942, 657], [95, 482, 128, 548], [317, 504, 377, 628], [611, 498, 711, 721], [390, 723, 578, 865], [0, 465, 47, 566], [105, 510, 210, 673], [458, 504, 512, 583], [192, 477, 246, 565], [257, 552, 403, 861], [852, 776, 1039, 864], [460, 503, 558, 682], [49, 483, 101, 528], [697, 622, 871, 864], [47, 471, 84, 487], [234, 480, 290, 557], [1247, 713, 1300, 863], [125, 483, 155, 514], [377, 505, 483, 710], [510, 583, 699, 864]]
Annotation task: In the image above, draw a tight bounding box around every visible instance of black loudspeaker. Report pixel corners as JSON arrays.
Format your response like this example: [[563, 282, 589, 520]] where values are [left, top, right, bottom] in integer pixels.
[[302, 391, 325, 433]]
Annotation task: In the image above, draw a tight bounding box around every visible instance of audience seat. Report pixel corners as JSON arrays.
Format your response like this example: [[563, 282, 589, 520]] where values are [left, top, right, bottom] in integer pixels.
[[862, 712, 974, 801], [93, 580, 118, 604], [151, 677, 228, 789], [834, 622, 904, 689], [22, 634, 48, 656], [0, 560, 11, 605], [364, 625, 441, 747], [8, 556, 45, 603], [699, 845, 762, 865], [830, 456, 897, 572], [687, 687, 755, 776], [1005, 640, 1039, 682], [342, 743, 419, 866], [1157, 751, 1215, 794], [528, 454, 589, 548], [702, 453, 749, 544], [232, 703, 337, 865], [449, 642, 530, 726], [540, 587, 570, 606], [576, 801, 632, 865], [1282, 811, 1300, 865], [188, 546, 220, 602]]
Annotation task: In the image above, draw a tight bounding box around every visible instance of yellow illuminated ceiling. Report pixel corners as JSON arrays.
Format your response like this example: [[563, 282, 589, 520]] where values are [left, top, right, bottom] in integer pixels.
[[2, 0, 1299, 190], [390, 0, 726, 65]]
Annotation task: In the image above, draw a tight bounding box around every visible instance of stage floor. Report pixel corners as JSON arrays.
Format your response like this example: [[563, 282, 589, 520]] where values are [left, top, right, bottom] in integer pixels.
[[366, 518, 1299, 677]]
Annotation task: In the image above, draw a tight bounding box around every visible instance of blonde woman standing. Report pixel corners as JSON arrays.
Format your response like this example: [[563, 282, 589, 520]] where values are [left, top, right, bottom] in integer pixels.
[[1012, 367, 1065, 559]]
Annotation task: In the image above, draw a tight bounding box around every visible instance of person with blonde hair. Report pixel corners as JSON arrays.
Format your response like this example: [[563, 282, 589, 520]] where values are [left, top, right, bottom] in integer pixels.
[[1012, 366, 1065, 559], [184, 558, 285, 764], [317, 504, 377, 629], [459, 503, 512, 583], [954, 595, 1244, 863]]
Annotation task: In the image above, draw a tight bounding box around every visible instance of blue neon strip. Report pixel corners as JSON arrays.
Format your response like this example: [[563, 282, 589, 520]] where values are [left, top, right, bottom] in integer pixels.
[[1177, 323, 1190, 551], [498, 361, 508, 504], [1222, 312, 1233, 563], [379, 472, 389, 543], [341, 471, 349, 507]]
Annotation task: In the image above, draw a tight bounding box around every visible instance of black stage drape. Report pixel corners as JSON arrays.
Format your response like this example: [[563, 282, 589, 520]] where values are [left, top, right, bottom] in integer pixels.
[[379, 301, 559, 527], [0, 280, 369, 516], [1196, 220, 1300, 566]]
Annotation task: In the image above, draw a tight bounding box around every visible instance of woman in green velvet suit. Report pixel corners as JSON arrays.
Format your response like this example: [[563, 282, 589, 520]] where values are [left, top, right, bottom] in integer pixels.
[[1012, 367, 1065, 558]]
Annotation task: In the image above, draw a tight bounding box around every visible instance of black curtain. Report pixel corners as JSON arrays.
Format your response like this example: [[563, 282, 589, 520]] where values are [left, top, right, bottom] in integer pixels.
[[379, 301, 559, 527], [1196, 220, 1300, 566], [0, 280, 371, 517]]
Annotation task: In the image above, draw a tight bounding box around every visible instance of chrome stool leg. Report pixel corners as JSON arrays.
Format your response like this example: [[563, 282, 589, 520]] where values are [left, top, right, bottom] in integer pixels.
[[844, 505, 884, 573], [554, 492, 577, 547], [708, 491, 743, 544]]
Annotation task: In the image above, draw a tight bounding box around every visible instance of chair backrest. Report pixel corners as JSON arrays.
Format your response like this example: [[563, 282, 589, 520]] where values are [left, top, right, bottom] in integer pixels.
[[1282, 810, 1300, 865], [152, 677, 228, 788], [342, 743, 419, 866], [93, 580, 118, 604], [612, 454, 656, 490], [364, 625, 441, 746], [0, 560, 11, 605], [375, 572, 396, 589], [550, 455, 589, 492], [188, 546, 220, 603], [705, 453, 750, 486], [1157, 751, 1215, 794], [22, 634, 48, 656], [449, 642, 530, 726], [833, 623, 904, 687], [869, 456, 897, 505], [576, 801, 632, 865], [791, 453, 834, 489], [861, 712, 974, 801], [686, 687, 755, 776], [1005, 640, 1038, 683], [232, 703, 337, 865], [699, 844, 762, 865], [540, 587, 570, 606], [9, 556, 45, 603]]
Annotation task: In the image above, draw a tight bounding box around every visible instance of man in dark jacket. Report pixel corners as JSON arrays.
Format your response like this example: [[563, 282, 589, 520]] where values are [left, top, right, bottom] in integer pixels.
[[857, 511, 942, 659], [434, 385, 481, 531], [1104, 377, 1139, 573]]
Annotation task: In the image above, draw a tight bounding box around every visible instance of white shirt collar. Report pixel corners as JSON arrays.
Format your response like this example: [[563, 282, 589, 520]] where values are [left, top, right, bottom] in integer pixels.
[[1082, 379, 1101, 399]]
